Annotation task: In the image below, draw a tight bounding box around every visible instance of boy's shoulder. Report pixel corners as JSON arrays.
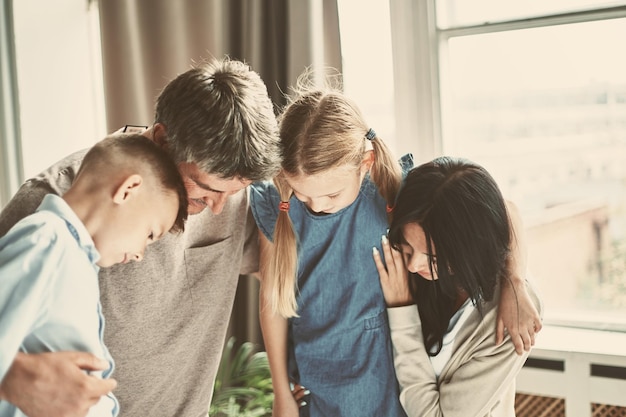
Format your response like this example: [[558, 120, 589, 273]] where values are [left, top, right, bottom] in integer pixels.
[[0, 205, 66, 251]]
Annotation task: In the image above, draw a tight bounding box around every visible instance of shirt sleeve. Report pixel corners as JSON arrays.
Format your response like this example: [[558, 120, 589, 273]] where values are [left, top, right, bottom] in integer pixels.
[[0, 221, 59, 382], [388, 305, 440, 415], [249, 180, 280, 242], [399, 153, 415, 177], [239, 197, 260, 276], [389, 302, 531, 417]]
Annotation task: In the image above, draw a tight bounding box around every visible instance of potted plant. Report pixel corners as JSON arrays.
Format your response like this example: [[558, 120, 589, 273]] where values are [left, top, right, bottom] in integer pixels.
[[209, 337, 274, 417]]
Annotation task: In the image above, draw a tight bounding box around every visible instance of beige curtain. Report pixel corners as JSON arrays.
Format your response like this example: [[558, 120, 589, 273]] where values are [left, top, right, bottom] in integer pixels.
[[97, 0, 341, 347], [98, 0, 342, 129]]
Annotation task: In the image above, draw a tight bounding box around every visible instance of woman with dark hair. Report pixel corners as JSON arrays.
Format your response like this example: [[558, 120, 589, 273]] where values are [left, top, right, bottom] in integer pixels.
[[373, 156, 543, 417]]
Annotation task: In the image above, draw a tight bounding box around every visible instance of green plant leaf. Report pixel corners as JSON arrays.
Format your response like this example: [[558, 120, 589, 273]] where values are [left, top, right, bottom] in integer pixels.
[[209, 337, 274, 417]]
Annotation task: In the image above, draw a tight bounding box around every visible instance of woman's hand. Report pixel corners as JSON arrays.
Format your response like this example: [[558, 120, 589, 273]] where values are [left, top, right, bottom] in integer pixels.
[[373, 235, 413, 307], [290, 382, 309, 408]]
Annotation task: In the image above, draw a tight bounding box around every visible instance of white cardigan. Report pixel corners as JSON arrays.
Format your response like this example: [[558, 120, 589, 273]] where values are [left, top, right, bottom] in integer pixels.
[[388, 281, 542, 417]]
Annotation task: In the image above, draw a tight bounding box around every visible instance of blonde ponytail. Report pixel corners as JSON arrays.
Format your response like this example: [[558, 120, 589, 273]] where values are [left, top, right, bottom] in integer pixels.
[[368, 133, 403, 219], [264, 175, 300, 318]]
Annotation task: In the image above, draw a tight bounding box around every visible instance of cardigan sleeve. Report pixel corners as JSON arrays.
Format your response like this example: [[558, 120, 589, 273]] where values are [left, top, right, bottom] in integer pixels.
[[389, 285, 541, 417]]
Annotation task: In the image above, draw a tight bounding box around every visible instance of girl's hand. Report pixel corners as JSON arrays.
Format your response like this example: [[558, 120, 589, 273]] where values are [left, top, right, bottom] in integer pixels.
[[373, 235, 413, 307]]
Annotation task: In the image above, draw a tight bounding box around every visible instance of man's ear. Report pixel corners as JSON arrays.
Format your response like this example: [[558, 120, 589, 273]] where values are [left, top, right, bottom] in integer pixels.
[[152, 123, 168, 148], [113, 174, 144, 204]]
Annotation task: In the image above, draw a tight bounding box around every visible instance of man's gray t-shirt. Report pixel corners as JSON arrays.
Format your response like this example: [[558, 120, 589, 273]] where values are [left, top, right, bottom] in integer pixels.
[[0, 148, 259, 417]]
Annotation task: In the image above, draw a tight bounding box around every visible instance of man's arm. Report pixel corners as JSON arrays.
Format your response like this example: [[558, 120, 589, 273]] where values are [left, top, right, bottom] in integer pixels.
[[0, 181, 51, 237], [0, 352, 116, 417], [496, 200, 542, 354]]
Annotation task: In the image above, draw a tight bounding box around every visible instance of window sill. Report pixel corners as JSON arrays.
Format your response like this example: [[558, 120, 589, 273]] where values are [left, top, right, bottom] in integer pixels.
[[532, 324, 626, 358], [517, 324, 626, 415]]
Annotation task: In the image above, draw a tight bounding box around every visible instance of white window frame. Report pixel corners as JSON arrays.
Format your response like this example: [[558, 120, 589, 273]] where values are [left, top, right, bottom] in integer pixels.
[[389, 1, 626, 329], [389, 0, 626, 161], [389, 0, 442, 161], [0, 0, 23, 207], [388, 5, 626, 406]]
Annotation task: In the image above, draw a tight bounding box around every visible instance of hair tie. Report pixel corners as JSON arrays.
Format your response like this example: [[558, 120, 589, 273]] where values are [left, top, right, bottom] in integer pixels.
[[365, 128, 376, 141], [278, 201, 290, 212], [386, 204, 394, 213]]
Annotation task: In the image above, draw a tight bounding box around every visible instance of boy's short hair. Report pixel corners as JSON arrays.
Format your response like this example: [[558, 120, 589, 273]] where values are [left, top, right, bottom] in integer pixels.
[[79, 133, 188, 233], [154, 57, 282, 181]]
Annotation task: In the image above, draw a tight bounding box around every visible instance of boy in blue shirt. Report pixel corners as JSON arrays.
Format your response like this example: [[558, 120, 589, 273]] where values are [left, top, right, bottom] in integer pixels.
[[0, 133, 187, 417]]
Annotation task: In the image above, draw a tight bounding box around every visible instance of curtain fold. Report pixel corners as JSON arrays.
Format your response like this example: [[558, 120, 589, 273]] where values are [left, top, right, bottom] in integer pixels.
[[98, 0, 342, 129], [97, 0, 341, 347]]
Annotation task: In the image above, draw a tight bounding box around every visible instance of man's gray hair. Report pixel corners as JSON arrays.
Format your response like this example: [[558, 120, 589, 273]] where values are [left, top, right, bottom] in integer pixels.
[[154, 57, 282, 181]]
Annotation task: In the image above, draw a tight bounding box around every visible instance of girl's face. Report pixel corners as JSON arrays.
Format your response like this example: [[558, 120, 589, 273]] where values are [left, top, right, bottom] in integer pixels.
[[284, 161, 369, 215], [399, 223, 438, 280]]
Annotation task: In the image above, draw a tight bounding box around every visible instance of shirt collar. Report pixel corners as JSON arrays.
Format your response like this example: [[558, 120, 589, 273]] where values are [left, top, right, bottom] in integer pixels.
[[37, 194, 101, 265]]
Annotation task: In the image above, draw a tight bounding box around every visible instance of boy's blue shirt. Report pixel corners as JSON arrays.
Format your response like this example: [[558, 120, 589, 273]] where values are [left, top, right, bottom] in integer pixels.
[[0, 194, 118, 417]]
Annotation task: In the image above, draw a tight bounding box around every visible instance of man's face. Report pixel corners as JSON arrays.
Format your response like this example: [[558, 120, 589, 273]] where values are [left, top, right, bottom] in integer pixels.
[[177, 162, 252, 215]]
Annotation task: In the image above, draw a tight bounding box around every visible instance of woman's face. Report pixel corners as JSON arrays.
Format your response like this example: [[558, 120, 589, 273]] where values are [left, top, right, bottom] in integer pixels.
[[399, 223, 438, 280]]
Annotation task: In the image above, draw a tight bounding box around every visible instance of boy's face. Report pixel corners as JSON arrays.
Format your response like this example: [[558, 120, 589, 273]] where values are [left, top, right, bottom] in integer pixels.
[[95, 186, 179, 267], [177, 162, 252, 215]]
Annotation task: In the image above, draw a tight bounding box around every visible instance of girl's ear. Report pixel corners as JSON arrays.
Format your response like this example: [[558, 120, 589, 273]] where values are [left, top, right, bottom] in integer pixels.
[[361, 150, 375, 173], [112, 174, 144, 204]]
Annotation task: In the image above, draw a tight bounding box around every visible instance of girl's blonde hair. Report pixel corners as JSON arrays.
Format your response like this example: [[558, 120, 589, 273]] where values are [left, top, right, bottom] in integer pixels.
[[265, 75, 402, 318]]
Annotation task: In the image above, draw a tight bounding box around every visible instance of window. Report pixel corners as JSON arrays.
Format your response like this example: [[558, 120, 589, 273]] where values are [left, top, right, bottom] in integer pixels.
[[337, 0, 397, 154], [339, 1, 626, 332], [11, 0, 105, 180]]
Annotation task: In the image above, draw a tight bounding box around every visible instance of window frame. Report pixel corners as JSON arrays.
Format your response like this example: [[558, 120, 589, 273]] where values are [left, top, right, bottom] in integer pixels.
[[389, 0, 626, 159], [389, 0, 626, 333], [0, 0, 24, 207]]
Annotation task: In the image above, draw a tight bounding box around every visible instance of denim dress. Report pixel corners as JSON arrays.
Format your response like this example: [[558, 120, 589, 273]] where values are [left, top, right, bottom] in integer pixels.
[[250, 155, 412, 417]]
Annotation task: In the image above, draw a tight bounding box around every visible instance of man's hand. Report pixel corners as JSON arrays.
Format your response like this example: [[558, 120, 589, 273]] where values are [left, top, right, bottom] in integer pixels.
[[496, 278, 542, 355], [0, 351, 117, 417]]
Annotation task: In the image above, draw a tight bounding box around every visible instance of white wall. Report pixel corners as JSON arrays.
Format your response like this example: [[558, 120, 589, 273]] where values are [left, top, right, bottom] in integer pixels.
[[12, 0, 105, 179]]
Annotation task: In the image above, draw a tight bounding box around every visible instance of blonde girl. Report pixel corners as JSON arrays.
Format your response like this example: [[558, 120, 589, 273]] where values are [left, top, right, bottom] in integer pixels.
[[251, 79, 408, 416], [250, 78, 539, 417]]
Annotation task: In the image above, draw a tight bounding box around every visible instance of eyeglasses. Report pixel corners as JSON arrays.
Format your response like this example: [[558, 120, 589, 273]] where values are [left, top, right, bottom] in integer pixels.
[[122, 124, 149, 133]]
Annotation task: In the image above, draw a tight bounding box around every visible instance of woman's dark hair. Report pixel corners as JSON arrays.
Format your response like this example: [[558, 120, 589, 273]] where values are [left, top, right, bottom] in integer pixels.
[[388, 156, 511, 355]]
